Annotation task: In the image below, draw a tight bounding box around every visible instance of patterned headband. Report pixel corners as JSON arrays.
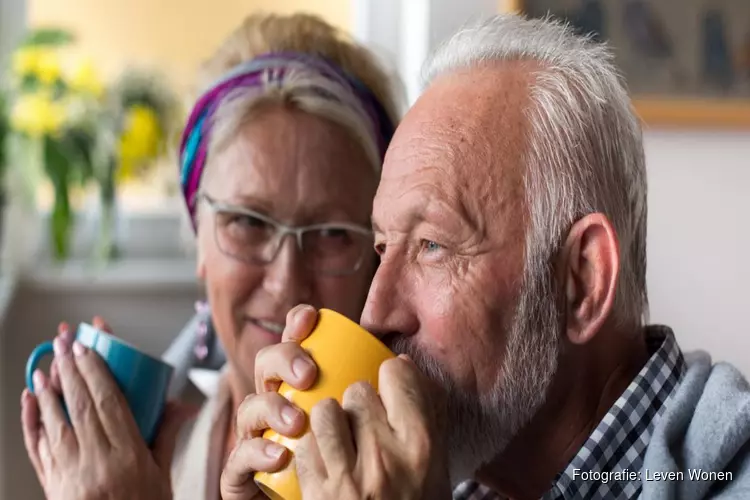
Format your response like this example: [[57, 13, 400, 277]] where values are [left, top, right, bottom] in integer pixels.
[[179, 51, 396, 228]]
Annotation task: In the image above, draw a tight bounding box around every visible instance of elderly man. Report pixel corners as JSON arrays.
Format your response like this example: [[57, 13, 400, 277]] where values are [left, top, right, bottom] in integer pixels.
[[221, 14, 750, 500]]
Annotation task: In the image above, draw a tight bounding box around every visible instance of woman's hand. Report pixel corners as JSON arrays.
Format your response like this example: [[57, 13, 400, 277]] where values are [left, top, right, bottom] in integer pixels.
[[221, 304, 319, 500], [21, 319, 192, 500]]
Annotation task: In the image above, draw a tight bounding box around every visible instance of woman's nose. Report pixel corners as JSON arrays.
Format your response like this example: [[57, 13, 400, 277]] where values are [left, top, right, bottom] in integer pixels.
[[262, 236, 312, 303]]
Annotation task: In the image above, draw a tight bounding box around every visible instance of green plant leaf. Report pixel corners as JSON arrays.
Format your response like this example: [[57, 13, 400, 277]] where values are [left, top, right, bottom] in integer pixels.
[[64, 128, 97, 185], [21, 28, 75, 48], [43, 134, 74, 260], [43, 134, 71, 188], [19, 74, 41, 92]]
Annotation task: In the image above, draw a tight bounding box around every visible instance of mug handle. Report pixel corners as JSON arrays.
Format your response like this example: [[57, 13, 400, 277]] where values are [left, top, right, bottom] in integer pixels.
[[26, 341, 54, 394]]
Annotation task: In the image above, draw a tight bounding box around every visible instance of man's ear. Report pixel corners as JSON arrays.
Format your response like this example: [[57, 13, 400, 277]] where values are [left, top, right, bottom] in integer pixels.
[[560, 213, 620, 345]]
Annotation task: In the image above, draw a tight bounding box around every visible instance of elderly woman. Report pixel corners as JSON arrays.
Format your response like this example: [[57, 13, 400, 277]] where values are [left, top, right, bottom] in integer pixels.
[[20, 13, 399, 500]]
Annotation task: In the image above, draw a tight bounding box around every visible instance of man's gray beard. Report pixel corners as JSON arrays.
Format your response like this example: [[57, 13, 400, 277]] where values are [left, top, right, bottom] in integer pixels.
[[385, 258, 562, 485]]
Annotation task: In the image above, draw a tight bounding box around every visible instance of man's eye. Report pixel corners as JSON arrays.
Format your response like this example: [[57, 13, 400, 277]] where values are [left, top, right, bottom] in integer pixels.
[[421, 240, 442, 252]]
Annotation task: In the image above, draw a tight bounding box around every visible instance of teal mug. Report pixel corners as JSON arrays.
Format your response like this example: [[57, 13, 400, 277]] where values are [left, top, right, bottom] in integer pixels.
[[25, 323, 174, 446]]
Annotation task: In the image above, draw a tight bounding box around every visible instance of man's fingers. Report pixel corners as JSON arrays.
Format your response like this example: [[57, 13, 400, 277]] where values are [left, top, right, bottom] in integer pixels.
[[254, 341, 317, 394], [220, 437, 288, 500], [33, 369, 77, 456], [342, 381, 390, 476], [295, 432, 327, 493], [282, 305, 318, 343], [309, 398, 356, 478], [69, 341, 141, 446], [152, 401, 198, 471], [378, 357, 434, 444], [236, 392, 306, 440], [21, 389, 46, 483]]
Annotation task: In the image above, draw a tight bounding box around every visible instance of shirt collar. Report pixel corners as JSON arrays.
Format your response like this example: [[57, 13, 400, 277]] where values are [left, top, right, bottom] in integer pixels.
[[452, 325, 686, 500], [546, 325, 686, 499]]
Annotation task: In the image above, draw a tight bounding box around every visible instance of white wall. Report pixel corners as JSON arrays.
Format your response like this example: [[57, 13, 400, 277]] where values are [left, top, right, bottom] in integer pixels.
[[645, 130, 750, 374], [0, 0, 28, 494], [354, 1, 750, 374]]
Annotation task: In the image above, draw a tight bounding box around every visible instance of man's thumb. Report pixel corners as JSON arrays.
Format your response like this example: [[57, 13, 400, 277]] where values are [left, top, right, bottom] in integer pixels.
[[152, 401, 198, 471]]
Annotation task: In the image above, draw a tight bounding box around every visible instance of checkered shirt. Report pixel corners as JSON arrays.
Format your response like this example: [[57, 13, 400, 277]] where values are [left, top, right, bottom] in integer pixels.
[[453, 326, 686, 500]]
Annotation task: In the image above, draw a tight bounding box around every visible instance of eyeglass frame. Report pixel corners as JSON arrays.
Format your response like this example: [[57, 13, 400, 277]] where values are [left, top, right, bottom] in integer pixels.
[[198, 192, 375, 276]]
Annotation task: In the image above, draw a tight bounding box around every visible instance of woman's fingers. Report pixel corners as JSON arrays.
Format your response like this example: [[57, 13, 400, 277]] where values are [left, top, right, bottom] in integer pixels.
[[254, 341, 317, 394], [69, 341, 141, 447], [236, 391, 306, 440], [50, 323, 75, 393], [49, 360, 62, 394], [58, 322, 75, 344], [53, 338, 109, 448], [37, 429, 54, 480], [92, 316, 113, 334], [21, 389, 46, 484], [33, 369, 77, 457], [220, 437, 289, 500]]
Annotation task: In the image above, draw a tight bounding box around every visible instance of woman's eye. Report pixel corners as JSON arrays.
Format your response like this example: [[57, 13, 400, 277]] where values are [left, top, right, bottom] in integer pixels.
[[232, 214, 267, 228]]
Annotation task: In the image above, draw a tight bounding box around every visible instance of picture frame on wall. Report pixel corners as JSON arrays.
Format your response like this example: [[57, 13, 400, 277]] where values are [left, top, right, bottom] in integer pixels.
[[504, 0, 750, 128]]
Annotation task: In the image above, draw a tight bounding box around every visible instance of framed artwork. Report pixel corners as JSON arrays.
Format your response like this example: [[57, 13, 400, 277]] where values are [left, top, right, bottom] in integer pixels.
[[505, 0, 750, 127]]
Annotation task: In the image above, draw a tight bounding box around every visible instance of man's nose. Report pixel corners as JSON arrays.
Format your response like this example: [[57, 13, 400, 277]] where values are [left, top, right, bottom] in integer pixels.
[[360, 255, 418, 339], [262, 236, 312, 304]]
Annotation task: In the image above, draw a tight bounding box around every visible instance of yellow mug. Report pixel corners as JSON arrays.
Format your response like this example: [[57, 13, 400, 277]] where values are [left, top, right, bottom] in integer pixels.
[[254, 308, 395, 500]]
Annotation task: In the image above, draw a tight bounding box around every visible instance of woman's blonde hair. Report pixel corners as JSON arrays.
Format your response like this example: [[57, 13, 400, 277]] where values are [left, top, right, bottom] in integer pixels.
[[197, 12, 402, 173]]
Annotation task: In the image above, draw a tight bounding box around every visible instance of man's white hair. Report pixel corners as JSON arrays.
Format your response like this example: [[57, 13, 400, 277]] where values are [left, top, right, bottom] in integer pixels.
[[422, 14, 649, 328]]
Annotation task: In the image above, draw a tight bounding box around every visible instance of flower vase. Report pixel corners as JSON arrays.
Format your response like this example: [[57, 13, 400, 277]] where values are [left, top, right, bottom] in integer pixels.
[[93, 195, 118, 265], [50, 182, 73, 261], [43, 133, 74, 262], [92, 158, 119, 266]]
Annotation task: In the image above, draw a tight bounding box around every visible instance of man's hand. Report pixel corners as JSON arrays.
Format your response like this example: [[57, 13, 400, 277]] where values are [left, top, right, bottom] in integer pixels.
[[221, 304, 319, 500], [295, 355, 452, 500]]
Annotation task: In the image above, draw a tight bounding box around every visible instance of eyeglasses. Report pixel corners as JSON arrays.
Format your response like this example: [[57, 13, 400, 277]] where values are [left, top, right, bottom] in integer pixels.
[[199, 193, 374, 276]]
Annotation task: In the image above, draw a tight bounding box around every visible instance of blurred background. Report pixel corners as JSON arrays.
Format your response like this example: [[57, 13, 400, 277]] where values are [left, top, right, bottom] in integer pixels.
[[0, 0, 747, 497]]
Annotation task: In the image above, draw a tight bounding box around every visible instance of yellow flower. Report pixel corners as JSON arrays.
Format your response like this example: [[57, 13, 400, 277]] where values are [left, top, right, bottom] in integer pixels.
[[10, 92, 66, 136], [117, 105, 162, 181], [12, 47, 42, 77], [35, 50, 62, 84], [11, 46, 62, 84], [68, 58, 104, 97]]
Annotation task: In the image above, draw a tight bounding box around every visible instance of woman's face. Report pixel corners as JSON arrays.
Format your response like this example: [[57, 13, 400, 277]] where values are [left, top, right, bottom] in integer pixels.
[[196, 105, 379, 395]]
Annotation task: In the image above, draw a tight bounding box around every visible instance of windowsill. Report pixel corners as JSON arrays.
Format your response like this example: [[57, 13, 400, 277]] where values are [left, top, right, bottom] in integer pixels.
[[28, 204, 197, 262], [3, 194, 200, 292], [22, 258, 200, 292]]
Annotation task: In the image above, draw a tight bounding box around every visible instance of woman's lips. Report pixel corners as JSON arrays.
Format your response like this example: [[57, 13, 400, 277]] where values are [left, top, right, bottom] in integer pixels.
[[247, 317, 285, 335]]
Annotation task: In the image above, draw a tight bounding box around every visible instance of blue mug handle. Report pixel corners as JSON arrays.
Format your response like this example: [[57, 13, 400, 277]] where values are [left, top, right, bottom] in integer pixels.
[[26, 341, 54, 393]]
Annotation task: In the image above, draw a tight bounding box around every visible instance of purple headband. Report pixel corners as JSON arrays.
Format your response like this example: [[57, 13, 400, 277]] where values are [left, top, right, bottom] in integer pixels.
[[179, 51, 395, 229]]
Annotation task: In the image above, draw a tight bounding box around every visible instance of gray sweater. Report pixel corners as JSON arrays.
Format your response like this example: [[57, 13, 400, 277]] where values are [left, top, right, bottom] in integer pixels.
[[642, 351, 750, 499]]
